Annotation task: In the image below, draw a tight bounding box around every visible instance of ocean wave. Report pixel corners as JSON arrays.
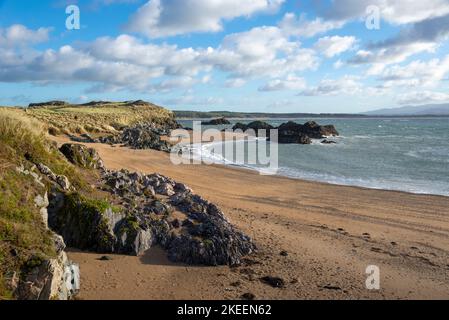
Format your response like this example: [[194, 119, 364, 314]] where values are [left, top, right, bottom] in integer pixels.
[[182, 139, 449, 197]]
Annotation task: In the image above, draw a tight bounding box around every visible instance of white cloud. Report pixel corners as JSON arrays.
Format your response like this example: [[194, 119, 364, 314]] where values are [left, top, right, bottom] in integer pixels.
[[225, 78, 246, 88], [321, 0, 449, 25], [299, 76, 363, 96], [378, 55, 449, 88], [314, 36, 356, 57], [397, 91, 449, 105], [350, 42, 438, 65], [202, 26, 319, 79], [126, 0, 284, 38], [279, 13, 344, 38], [259, 75, 306, 91], [0, 24, 51, 48], [333, 60, 344, 69]]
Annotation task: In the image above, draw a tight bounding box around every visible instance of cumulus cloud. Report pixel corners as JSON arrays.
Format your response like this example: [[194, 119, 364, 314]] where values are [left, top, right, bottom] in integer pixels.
[[377, 55, 449, 88], [321, 0, 449, 25], [397, 91, 449, 105], [348, 12, 449, 66], [314, 36, 356, 57], [258, 75, 306, 91], [0, 24, 51, 47], [126, 0, 284, 38], [0, 22, 318, 94], [299, 76, 363, 96], [202, 26, 318, 79], [279, 13, 345, 38]]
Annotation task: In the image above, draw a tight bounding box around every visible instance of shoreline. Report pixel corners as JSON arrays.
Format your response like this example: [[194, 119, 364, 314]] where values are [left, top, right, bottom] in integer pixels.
[[53, 136, 449, 300], [183, 136, 449, 199]]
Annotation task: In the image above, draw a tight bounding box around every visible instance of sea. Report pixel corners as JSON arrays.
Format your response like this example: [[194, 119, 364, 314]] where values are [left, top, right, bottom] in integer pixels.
[[177, 118, 449, 196]]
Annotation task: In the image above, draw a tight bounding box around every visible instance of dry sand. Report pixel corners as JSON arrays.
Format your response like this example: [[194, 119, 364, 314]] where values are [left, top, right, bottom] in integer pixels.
[[53, 137, 449, 300]]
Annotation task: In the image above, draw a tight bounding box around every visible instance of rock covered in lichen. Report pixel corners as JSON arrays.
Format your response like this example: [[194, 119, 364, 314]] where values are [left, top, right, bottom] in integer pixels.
[[102, 169, 256, 265], [99, 123, 172, 152], [48, 192, 119, 253], [59, 143, 105, 170]]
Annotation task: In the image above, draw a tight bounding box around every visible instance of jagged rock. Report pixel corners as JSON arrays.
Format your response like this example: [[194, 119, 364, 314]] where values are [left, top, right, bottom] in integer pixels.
[[48, 193, 119, 253], [99, 123, 173, 152], [277, 121, 339, 144], [36, 163, 71, 191], [321, 139, 337, 144], [232, 123, 248, 131], [203, 118, 231, 125], [35, 192, 50, 228], [59, 143, 105, 170], [28, 101, 68, 108], [106, 170, 254, 265], [301, 121, 339, 139], [157, 182, 176, 196], [16, 235, 79, 300], [232, 121, 274, 137]]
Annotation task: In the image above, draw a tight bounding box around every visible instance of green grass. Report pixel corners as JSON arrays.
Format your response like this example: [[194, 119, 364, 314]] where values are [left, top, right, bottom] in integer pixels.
[[0, 108, 107, 299], [26, 101, 176, 135]]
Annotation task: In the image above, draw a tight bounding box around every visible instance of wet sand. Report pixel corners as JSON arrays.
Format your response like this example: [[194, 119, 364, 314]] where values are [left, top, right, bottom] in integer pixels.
[[55, 137, 449, 300]]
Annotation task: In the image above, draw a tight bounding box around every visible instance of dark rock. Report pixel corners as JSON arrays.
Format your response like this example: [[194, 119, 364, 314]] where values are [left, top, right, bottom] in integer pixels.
[[232, 123, 249, 131], [28, 101, 68, 108], [280, 251, 289, 257], [232, 121, 274, 137], [260, 276, 285, 288], [101, 124, 172, 151], [321, 139, 337, 144], [171, 219, 181, 229], [203, 117, 231, 125], [241, 293, 256, 300], [51, 168, 255, 266], [99, 256, 113, 261], [277, 121, 339, 144], [48, 192, 119, 253], [59, 144, 105, 170]]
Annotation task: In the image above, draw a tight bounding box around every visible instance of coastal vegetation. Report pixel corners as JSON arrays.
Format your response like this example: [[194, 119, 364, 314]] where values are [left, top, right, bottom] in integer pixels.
[[26, 100, 176, 136]]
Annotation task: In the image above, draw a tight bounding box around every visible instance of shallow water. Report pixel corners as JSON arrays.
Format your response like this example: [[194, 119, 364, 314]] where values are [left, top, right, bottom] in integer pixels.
[[178, 118, 449, 196]]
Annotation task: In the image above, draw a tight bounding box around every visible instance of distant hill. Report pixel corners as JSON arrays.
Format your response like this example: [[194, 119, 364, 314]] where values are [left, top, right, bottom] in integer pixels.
[[174, 110, 367, 119], [363, 103, 449, 116]]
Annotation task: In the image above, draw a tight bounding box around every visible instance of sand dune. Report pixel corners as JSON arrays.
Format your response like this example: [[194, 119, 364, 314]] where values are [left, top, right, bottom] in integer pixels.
[[53, 137, 449, 300]]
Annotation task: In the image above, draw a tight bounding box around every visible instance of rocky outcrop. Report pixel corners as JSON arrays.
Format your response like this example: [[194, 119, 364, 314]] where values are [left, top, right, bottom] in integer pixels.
[[99, 123, 171, 152], [47, 163, 255, 265], [232, 121, 274, 132], [203, 117, 231, 125], [232, 120, 339, 144], [16, 235, 80, 300], [36, 163, 71, 191], [277, 121, 339, 144], [105, 170, 255, 265], [11, 168, 80, 300], [48, 192, 118, 253], [28, 101, 69, 108], [59, 143, 105, 170]]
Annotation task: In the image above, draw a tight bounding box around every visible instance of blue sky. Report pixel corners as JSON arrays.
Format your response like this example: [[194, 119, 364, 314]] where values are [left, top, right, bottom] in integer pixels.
[[0, 0, 449, 113]]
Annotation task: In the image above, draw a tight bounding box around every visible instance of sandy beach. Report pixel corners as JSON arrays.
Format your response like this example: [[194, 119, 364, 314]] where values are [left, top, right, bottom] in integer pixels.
[[53, 137, 449, 300]]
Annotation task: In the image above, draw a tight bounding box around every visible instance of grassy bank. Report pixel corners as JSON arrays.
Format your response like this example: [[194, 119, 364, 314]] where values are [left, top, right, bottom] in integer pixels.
[[0, 108, 113, 299], [26, 101, 175, 135]]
